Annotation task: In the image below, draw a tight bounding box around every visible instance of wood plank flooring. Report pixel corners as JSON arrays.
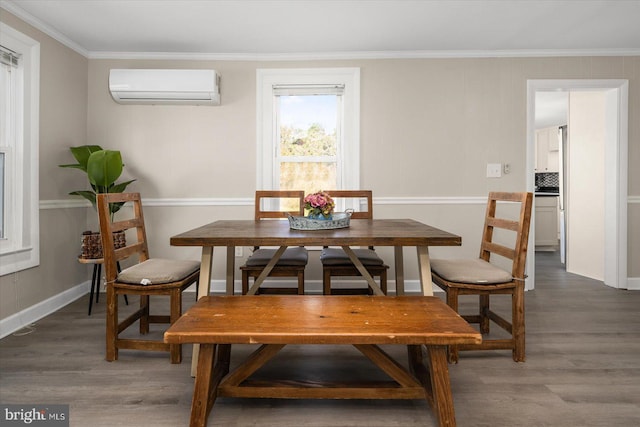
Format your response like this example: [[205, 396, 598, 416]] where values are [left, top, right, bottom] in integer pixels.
[[1, 252, 639, 426]]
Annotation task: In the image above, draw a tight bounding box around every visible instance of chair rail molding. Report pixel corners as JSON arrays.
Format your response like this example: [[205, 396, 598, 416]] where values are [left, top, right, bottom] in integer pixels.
[[40, 196, 497, 209]]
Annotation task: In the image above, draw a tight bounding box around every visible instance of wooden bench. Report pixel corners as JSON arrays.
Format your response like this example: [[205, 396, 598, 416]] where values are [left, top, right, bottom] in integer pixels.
[[164, 295, 481, 427]]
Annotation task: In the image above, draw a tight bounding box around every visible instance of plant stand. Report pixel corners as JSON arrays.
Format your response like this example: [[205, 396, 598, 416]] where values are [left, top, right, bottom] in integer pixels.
[[77, 257, 128, 315]]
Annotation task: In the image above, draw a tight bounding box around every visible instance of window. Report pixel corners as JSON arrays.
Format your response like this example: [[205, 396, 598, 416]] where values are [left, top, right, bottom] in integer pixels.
[[257, 68, 360, 209], [0, 24, 40, 275], [276, 88, 341, 194]]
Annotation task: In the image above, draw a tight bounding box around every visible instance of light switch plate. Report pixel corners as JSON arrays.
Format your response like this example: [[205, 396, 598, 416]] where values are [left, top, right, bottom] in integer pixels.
[[487, 163, 502, 178]]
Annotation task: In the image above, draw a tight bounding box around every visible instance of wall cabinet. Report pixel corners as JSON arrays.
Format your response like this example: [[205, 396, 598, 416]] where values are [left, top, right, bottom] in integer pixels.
[[535, 127, 560, 172], [535, 196, 559, 248]]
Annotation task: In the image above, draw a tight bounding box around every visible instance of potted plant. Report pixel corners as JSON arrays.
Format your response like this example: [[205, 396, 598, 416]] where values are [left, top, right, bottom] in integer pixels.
[[60, 145, 136, 258]]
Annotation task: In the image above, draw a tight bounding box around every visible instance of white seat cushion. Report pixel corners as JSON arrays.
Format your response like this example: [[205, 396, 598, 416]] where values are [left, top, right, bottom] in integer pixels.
[[320, 248, 385, 266], [117, 258, 200, 285], [245, 247, 308, 267], [430, 258, 513, 284]]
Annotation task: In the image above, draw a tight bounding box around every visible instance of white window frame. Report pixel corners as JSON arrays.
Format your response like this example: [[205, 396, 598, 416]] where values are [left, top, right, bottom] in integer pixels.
[[256, 68, 360, 194], [0, 23, 40, 276]]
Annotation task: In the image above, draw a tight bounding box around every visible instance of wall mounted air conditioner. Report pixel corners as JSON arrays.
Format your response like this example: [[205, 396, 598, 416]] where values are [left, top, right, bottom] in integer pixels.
[[108, 69, 220, 105]]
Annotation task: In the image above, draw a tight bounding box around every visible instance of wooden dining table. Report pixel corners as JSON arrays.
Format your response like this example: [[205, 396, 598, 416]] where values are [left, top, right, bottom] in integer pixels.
[[170, 218, 461, 298], [171, 218, 462, 376]]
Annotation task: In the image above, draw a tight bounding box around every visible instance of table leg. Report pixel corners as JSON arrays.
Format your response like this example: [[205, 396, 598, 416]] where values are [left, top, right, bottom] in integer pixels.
[[425, 345, 457, 427], [340, 246, 385, 296], [394, 246, 405, 296], [197, 247, 214, 299], [226, 246, 235, 295], [192, 246, 215, 377], [417, 246, 433, 296]]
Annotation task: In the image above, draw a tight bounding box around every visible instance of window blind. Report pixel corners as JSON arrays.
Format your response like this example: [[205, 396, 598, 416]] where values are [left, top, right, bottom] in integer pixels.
[[0, 45, 20, 67], [273, 84, 345, 96]]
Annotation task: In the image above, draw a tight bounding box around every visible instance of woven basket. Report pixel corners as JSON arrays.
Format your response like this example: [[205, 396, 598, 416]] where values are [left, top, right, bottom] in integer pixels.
[[80, 230, 126, 259]]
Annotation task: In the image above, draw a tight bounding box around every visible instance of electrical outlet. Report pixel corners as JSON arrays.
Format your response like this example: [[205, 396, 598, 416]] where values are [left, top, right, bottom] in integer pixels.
[[235, 247, 243, 257], [486, 163, 502, 178], [503, 163, 511, 174]]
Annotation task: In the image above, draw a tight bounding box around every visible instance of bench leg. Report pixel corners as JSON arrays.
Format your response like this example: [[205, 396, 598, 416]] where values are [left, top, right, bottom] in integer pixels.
[[189, 343, 231, 427], [190, 344, 217, 427], [425, 345, 457, 427]]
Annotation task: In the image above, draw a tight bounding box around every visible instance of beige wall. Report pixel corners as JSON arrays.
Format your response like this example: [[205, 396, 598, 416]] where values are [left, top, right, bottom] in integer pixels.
[[87, 56, 640, 281], [0, 11, 89, 319], [1, 9, 639, 322]]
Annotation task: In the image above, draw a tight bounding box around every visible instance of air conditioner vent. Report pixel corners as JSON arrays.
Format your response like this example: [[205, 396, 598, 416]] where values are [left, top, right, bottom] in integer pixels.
[[108, 69, 220, 105]]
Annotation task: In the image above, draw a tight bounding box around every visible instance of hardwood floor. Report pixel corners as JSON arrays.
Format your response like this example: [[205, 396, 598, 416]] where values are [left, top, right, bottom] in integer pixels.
[[1, 252, 639, 426]]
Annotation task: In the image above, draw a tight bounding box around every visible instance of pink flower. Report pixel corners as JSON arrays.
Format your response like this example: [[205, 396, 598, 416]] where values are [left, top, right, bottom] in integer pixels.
[[304, 191, 335, 218]]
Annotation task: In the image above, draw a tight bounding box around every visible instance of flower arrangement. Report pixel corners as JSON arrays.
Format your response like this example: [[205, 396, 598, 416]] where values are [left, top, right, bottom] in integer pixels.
[[304, 191, 335, 219]]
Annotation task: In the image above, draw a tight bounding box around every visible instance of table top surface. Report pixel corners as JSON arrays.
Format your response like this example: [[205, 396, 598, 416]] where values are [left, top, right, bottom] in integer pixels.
[[164, 295, 481, 346], [170, 218, 461, 248]]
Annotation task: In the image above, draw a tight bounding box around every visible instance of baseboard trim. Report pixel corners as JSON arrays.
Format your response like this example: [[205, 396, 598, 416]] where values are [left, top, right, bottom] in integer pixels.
[[0, 281, 90, 339], [626, 277, 640, 290]]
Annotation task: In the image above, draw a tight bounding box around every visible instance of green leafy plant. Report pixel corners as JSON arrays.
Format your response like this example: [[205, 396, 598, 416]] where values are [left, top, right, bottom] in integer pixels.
[[59, 145, 135, 217]]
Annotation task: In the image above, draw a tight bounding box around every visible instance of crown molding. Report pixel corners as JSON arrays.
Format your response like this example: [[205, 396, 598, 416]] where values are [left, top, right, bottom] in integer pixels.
[[1, 1, 89, 57], [88, 48, 640, 61]]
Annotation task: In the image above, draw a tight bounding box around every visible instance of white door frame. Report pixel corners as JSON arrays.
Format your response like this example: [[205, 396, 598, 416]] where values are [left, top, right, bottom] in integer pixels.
[[526, 79, 628, 290]]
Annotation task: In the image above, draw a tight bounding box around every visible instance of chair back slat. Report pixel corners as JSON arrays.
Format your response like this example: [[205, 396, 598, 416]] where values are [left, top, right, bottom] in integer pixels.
[[111, 218, 144, 233], [486, 217, 519, 232], [482, 241, 516, 260], [255, 190, 304, 220], [490, 191, 529, 203], [479, 192, 533, 279], [114, 243, 146, 262]]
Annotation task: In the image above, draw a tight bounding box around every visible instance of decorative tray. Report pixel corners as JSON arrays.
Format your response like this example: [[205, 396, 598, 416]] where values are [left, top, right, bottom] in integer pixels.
[[287, 212, 351, 230]]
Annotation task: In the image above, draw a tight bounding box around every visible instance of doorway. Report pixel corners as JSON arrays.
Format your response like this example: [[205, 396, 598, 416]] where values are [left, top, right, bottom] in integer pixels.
[[526, 80, 628, 290]]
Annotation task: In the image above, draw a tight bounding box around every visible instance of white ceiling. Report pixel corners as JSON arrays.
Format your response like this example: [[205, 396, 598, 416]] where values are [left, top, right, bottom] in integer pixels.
[[3, 1, 636, 128], [2, 0, 640, 59]]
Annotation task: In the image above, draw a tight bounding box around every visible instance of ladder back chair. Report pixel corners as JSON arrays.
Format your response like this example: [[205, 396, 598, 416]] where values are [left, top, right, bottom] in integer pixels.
[[240, 190, 308, 295], [430, 191, 533, 362], [319, 190, 389, 295], [97, 192, 200, 363]]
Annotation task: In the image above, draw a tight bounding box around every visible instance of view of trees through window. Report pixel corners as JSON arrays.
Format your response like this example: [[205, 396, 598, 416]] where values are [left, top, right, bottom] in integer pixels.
[[277, 94, 340, 201]]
